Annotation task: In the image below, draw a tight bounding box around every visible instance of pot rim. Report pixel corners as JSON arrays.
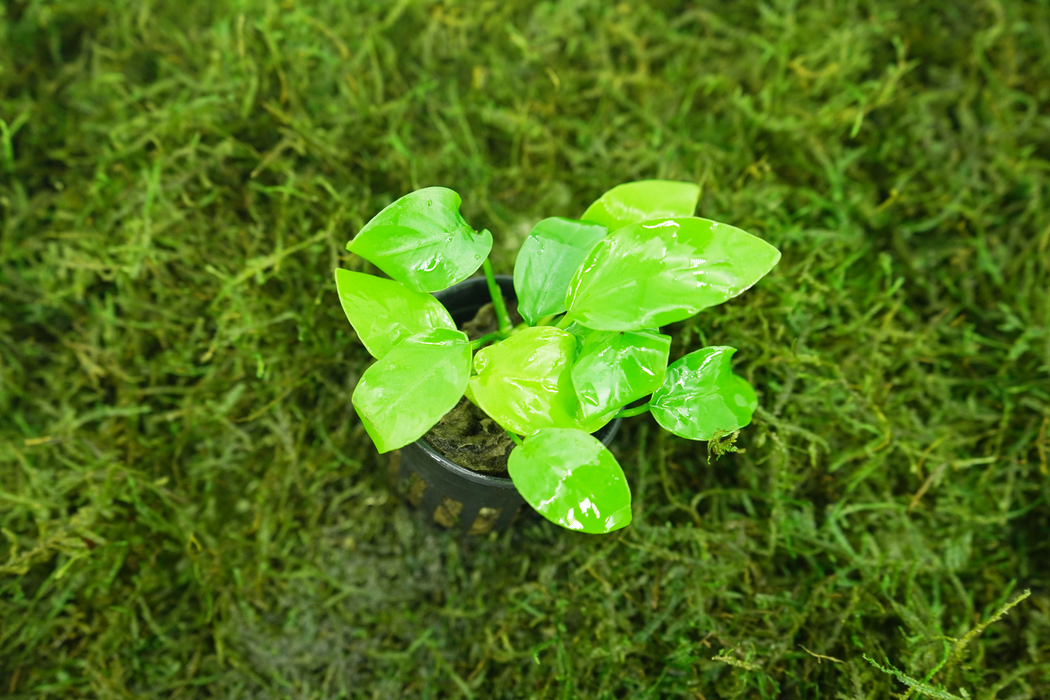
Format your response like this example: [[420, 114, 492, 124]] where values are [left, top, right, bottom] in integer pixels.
[[415, 436, 518, 489], [415, 418, 622, 490]]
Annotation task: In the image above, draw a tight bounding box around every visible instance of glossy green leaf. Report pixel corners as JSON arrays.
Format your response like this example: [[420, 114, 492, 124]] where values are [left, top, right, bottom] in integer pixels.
[[649, 346, 758, 441], [570, 326, 671, 421], [512, 217, 608, 325], [580, 180, 700, 232], [335, 269, 455, 359], [352, 328, 471, 453], [507, 429, 632, 534], [565, 217, 781, 331], [467, 326, 579, 436], [347, 187, 492, 293]]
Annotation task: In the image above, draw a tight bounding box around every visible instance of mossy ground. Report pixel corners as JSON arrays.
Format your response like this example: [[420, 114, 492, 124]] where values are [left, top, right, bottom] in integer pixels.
[[2, 1, 1049, 697]]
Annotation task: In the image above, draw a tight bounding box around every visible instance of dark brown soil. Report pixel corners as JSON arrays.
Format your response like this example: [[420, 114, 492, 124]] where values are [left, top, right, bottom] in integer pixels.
[[422, 297, 523, 476], [457, 297, 523, 341]]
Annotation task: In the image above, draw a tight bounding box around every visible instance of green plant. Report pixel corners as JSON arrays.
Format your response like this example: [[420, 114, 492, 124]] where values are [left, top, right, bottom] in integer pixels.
[[336, 180, 780, 534]]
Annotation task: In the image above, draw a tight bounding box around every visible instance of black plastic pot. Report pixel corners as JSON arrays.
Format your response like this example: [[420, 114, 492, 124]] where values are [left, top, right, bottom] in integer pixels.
[[393, 275, 621, 536]]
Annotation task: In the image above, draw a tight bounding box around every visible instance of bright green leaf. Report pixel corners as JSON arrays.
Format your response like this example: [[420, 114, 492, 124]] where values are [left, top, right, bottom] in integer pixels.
[[565, 217, 781, 331], [352, 328, 471, 453], [580, 180, 700, 232], [508, 429, 632, 534], [650, 346, 758, 441], [468, 327, 579, 436], [335, 269, 455, 359], [570, 326, 671, 421], [512, 217, 608, 325], [347, 187, 492, 292]]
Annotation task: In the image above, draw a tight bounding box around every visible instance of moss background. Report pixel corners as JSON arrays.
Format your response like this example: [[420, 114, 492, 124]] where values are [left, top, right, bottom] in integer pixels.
[[2, 0, 1049, 697]]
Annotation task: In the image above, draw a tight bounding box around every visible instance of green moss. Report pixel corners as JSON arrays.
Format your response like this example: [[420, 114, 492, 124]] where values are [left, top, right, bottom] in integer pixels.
[[1, 0, 1049, 697]]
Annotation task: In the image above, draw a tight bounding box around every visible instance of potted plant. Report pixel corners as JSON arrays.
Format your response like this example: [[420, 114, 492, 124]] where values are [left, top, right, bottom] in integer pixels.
[[336, 180, 781, 535]]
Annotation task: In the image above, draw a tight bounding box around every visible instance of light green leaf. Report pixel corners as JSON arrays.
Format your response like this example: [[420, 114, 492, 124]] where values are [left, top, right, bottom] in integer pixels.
[[580, 180, 700, 232], [649, 346, 757, 441], [335, 269, 455, 359], [468, 326, 579, 436], [352, 328, 471, 453], [512, 217, 608, 325], [347, 187, 492, 292], [569, 326, 670, 421], [508, 429, 632, 534], [565, 217, 781, 331]]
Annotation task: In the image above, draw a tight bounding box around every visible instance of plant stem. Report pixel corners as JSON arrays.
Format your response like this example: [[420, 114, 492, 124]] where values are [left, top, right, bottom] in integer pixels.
[[506, 431, 523, 446], [534, 314, 558, 327], [481, 258, 513, 335], [555, 314, 573, 329], [615, 402, 651, 418], [469, 332, 500, 350]]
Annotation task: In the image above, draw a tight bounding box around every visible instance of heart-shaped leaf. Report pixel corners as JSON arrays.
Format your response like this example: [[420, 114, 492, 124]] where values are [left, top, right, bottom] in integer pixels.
[[649, 346, 758, 441], [580, 180, 700, 232], [352, 328, 471, 453], [335, 269, 455, 359], [468, 326, 579, 436], [564, 217, 781, 331], [508, 428, 632, 534], [569, 325, 671, 421], [512, 217, 608, 325], [347, 187, 492, 293]]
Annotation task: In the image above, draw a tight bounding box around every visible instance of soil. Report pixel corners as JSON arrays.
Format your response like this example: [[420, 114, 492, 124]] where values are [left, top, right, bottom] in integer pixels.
[[457, 297, 523, 342], [422, 297, 524, 476]]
